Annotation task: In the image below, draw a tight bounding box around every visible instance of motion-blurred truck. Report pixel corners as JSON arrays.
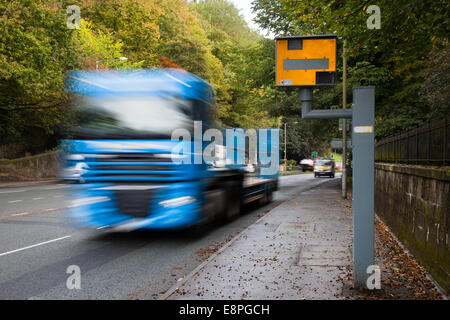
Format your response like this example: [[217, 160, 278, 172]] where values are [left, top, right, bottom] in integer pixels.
[[61, 69, 279, 232]]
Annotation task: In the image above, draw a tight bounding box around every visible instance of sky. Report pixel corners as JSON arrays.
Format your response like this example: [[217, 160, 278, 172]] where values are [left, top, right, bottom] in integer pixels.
[[229, 0, 273, 38], [229, 0, 256, 29], [187, 0, 272, 38]]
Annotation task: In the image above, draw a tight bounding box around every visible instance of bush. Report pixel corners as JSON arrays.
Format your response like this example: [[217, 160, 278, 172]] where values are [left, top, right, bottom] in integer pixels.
[[286, 159, 297, 167]]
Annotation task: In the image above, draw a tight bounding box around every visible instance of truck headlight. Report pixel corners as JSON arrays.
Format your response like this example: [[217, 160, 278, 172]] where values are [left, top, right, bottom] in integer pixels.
[[61, 162, 89, 180], [66, 154, 85, 161], [159, 196, 196, 208]]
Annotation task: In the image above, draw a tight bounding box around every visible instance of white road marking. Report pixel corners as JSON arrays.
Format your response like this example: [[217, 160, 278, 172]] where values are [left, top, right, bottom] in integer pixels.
[[32, 197, 44, 200], [53, 195, 63, 198], [1, 205, 74, 218], [0, 235, 72, 258], [43, 185, 67, 190], [8, 200, 22, 203], [0, 189, 28, 194], [11, 212, 29, 217], [68, 196, 110, 208]]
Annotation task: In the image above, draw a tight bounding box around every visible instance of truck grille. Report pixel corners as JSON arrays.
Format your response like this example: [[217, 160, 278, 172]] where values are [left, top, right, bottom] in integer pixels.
[[98, 165, 171, 171], [83, 153, 181, 181], [115, 189, 152, 217], [96, 154, 175, 163]]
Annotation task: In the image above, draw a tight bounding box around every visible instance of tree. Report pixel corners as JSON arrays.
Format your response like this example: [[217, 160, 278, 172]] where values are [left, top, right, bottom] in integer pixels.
[[74, 19, 144, 70], [74, 0, 162, 67], [420, 42, 450, 120], [0, 0, 79, 152]]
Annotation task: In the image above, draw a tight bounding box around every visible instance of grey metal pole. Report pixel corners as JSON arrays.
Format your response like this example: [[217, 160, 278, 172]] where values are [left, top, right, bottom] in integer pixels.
[[284, 122, 287, 166], [352, 86, 375, 289], [300, 88, 352, 119], [342, 39, 347, 199]]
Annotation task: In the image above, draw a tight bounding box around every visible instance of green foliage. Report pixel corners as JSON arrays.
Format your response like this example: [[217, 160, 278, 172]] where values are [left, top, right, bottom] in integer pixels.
[[192, 0, 277, 128], [0, 0, 79, 145], [75, 0, 162, 67], [286, 159, 297, 167], [195, 0, 259, 47], [157, 0, 232, 122], [420, 42, 450, 120], [74, 19, 144, 69], [282, 117, 334, 161]]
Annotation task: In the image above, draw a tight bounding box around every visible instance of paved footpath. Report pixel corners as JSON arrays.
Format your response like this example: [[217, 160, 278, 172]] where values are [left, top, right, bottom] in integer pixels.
[[166, 179, 354, 300]]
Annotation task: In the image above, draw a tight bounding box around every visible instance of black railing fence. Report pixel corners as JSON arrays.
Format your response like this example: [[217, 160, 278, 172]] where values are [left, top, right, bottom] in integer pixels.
[[375, 118, 449, 166]]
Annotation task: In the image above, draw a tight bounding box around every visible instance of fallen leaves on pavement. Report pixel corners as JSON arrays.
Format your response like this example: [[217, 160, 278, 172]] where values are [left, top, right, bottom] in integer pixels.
[[341, 200, 444, 300]]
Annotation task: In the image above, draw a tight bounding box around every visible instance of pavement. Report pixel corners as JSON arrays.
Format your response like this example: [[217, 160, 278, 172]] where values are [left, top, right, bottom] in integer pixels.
[[165, 178, 447, 300], [165, 178, 352, 300]]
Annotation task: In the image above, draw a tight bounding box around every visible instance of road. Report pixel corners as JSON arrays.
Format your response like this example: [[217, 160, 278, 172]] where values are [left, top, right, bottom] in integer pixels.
[[0, 173, 339, 299]]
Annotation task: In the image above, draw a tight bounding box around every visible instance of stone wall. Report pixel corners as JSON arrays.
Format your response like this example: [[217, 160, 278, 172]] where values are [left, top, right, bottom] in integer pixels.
[[375, 163, 450, 293], [0, 151, 61, 181]]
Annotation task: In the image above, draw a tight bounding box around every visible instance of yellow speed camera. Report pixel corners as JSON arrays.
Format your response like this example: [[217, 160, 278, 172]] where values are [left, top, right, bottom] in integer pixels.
[[276, 35, 337, 87]]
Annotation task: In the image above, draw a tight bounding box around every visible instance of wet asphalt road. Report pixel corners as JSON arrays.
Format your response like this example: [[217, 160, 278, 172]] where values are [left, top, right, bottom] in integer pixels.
[[0, 173, 339, 299]]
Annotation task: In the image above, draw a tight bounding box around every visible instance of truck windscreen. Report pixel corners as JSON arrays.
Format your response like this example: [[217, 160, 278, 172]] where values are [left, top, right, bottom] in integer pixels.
[[69, 96, 194, 139]]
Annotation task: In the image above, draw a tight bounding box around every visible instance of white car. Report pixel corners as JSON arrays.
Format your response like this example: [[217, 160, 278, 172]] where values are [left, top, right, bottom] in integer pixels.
[[300, 159, 314, 171]]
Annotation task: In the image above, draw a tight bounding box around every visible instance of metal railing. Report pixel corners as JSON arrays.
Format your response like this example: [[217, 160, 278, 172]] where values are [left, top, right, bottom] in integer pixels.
[[375, 118, 449, 166]]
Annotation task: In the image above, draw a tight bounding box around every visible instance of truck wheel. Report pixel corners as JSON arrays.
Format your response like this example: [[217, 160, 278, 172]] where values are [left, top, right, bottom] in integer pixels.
[[222, 181, 241, 222], [265, 190, 273, 203], [186, 219, 209, 238], [269, 190, 273, 202], [259, 187, 273, 206]]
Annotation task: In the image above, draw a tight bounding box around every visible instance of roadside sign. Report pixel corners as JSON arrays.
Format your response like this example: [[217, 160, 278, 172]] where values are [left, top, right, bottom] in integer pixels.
[[311, 151, 318, 159], [275, 35, 337, 87], [339, 119, 352, 131]]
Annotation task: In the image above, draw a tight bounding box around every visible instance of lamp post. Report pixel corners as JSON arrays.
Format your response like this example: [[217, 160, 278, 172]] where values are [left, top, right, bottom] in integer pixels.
[[283, 121, 298, 168], [342, 39, 347, 199], [95, 56, 128, 70], [284, 122, 287, 165]]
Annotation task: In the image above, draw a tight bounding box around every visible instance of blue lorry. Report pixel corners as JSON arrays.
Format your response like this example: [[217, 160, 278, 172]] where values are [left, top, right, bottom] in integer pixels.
[[61, 69, 279, 232]]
